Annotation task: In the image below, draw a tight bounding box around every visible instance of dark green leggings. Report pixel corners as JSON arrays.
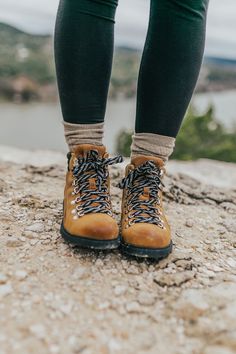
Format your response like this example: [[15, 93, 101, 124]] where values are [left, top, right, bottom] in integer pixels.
[[54, 0, 209, 137]]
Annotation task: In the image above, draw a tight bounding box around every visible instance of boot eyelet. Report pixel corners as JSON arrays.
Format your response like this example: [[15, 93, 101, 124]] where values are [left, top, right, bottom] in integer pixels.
[[71, 209, 76, 215]]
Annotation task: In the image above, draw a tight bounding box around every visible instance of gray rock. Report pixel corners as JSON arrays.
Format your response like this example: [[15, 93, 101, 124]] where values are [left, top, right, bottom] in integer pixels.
[[0, 283, 13, 298], [25, 223, 45, 233], [113, 285, 127, 296], [154, 271, 195, 287], [175, 288, 209, 320], [15, 270, 28, 280], [137, 292, 156, 306], [6, 237, 22, 247], [0, 273, 7, 284], [126, 301, 142, 313]]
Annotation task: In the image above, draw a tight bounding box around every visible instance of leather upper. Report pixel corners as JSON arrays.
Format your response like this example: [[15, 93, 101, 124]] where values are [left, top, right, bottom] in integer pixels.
[[63, 144, 119, 240], [120, 155, 171, 249]]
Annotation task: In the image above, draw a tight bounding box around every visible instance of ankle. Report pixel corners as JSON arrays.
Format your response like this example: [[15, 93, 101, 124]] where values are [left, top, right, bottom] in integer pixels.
[[63, 121, 104, 152], [130, 132, 176, 162]]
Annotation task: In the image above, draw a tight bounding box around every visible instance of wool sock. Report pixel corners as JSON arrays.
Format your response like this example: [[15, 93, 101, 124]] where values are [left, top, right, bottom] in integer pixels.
[[63, 121, 104, 152], [130, 132, 176, 162]]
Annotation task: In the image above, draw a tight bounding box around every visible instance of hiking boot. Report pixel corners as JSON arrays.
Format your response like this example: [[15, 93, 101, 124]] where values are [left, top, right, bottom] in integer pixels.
[[61, 144, 123, 249], [118, 155, 173, 260]]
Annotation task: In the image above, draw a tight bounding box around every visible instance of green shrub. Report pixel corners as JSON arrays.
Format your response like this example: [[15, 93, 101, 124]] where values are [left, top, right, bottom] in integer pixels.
[[116, 129, 133, 157], [116, 105, 236, 162]]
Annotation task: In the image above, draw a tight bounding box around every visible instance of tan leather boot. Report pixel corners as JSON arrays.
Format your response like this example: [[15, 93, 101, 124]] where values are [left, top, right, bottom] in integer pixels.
[[61, 144, 123, 249], [118, 155, 173, 259]]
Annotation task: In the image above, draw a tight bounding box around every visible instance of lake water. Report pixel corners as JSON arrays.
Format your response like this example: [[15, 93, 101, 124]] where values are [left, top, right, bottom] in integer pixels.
[[0, 90, 236, 154]]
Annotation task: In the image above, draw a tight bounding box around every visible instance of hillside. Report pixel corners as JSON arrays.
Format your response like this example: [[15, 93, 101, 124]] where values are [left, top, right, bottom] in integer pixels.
[[1, 22, 236, 102], [0, 147, 236, 353], [203, 56, 236, 91], [0, 23, 54, 83], [0, 22, 142, 101]]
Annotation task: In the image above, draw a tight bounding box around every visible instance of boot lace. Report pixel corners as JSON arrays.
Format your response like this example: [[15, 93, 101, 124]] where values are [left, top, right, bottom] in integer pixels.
[[117, 160, 165, 228], [71, 150, 123, 219]]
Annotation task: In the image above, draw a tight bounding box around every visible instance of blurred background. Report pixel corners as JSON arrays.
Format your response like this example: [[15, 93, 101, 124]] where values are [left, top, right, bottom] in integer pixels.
[[0, 0, 235, 161]]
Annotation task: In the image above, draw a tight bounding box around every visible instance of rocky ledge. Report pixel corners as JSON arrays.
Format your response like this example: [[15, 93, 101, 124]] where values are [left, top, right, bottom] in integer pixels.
[[0, 148, 236, 354]]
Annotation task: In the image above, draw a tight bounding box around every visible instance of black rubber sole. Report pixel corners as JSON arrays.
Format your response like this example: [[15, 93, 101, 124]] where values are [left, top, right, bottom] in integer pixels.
[[120, 240, 173, 260], [60, 223, 121, 250]]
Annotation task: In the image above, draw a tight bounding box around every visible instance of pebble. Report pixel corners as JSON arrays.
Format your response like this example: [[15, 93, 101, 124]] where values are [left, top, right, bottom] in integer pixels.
[[154, 271, 194, 287], [113, 285, 127, 296], [29, 324, 46, 339], [25, 223, 45, 233], [137, 292, 156, 306], [15, 270, 28, 281], [60, 302, 73, 315], [201, 269, 216, 277], [126, 265, 140, 275], [175, 289, 209, 320], [6, 237, 22, 247], [94, 259, 104, 267], [126, 301, 141, 313], [30, 239, 38, 246], [67, 336, 83, 352], [23, 231, 37, 239], [98, 301, 110, 310], [226, 258, 236, 268], [0, 284, 13, 298], [205, 263, 223, 272], [0, 273, 7, 284], [72, 267, 89, 280], [221, 221, 236, 233], [108, 338, 122, 351], [175, 259, 193, 270], [18, 284, 31, 295], [49, 345, 60, 353], [185, 220, 194, 227]]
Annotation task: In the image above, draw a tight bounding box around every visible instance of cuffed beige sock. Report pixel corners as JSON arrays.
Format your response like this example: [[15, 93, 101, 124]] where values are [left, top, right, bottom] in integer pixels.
[[63, 121, 104, 152], [130, 132, 176, 162]]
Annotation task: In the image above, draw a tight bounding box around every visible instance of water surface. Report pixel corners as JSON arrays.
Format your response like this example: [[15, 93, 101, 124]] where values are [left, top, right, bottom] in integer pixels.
[[1, 90, 235, 154]]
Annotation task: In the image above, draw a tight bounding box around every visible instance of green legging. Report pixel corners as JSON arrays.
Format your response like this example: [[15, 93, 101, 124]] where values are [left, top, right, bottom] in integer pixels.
[[54, 0, 209, 137]]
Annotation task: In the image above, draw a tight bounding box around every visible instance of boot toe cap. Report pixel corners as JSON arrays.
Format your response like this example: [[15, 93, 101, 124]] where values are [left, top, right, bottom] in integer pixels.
[[64, 213, 119, 240], [122, 222, 171, 249]]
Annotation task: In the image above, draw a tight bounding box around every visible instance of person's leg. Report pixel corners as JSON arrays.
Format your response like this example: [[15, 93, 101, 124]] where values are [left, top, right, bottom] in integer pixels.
[[120, 0, 210, 259], [54, 0, 123, 249], [54, 0, 118, 151], [131, 0, 209, 162]]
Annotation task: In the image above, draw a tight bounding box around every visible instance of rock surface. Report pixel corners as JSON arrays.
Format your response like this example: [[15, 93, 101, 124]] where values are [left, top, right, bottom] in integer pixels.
[[0, 149, 236, 354]]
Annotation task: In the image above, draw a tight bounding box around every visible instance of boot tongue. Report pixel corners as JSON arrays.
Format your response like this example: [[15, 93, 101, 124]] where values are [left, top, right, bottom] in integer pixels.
[[131, 155, 165, 169], [73, 144, 107, 158]]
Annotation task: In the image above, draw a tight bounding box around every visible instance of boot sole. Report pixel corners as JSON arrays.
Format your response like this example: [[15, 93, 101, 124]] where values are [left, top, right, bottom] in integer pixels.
[[120, 240, 173, 260], [60, 223, 121, 250]]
